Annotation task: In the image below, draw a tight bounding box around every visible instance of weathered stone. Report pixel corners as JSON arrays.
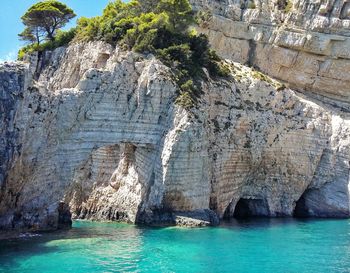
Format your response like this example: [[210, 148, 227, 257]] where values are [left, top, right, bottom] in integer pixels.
[[0, 38, 349, 230], [0, 63, 26, 190], [192, 0, 350, 107]]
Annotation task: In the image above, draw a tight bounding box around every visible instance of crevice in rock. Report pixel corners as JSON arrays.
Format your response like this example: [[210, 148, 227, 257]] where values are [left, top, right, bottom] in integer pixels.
[[34, 51, 49, 80], [246, 39, 257, 67]]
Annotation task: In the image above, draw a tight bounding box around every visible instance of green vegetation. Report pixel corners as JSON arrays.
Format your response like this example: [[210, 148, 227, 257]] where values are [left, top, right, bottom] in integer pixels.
[[247, 1, 256, 9], [251, 70, 274, 84], [18, 28, 76, 60], [18, 0, 76, 60], [251, 69, 286, 90], [277, 0, 293, 13], [284, 0, 293, 13], [18, 0, 230, 109], [195, 10, 213, 27], [74, 0, 230, 109], [20, 0, 75, 43]]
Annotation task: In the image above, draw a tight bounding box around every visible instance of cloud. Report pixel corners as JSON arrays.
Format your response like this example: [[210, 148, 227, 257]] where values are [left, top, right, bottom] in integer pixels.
[[0, 50, 18, 63]]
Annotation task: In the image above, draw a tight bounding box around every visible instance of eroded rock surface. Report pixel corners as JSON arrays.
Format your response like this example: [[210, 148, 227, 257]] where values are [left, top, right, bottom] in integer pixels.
[[192, 0, 350, 108], [0, 63, 26, 189], [0, 39, 349, 231]]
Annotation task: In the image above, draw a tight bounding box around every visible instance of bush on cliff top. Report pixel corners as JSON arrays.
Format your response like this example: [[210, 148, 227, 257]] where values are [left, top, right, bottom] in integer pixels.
[[18, 28, 76, 60], [74, 0, 230, 108], [18, 0, 230, 109]]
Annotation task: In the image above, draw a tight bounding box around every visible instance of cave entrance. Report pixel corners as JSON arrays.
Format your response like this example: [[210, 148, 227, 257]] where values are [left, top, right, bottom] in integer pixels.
[[58, 202, 72, 229], [233, 198, 270, 219], [293, 190, 310, 218]]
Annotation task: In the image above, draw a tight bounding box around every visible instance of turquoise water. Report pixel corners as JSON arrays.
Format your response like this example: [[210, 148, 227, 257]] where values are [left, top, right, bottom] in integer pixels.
[[1, 219, 350, 273]]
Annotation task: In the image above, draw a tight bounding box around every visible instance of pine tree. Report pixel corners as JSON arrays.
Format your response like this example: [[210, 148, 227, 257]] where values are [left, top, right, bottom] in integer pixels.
[[20, 0, 75, 44]]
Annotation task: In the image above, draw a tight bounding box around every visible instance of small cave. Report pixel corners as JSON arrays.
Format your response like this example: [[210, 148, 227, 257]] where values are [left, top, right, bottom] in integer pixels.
[[294, 184, 350, 218], [96, 53, 110, 69], [293, 190, 311, 218], [225, 198, 270, 219], [58, 202, 72, 229]]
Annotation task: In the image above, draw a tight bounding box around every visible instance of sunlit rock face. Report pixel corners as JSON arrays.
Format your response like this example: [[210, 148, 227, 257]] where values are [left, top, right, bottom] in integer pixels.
[[191, 0, 350, 108], [0, 38, 349, 231]]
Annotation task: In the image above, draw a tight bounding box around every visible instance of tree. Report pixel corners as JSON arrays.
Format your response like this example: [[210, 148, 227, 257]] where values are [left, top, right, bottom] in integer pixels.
[[19, 27, 38, 44], [20, 0, 76, 44], [157, 0, 193, 33], [139, 0, 159, 12]]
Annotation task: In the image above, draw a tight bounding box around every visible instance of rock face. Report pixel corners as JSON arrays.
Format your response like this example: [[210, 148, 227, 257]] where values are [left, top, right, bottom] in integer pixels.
[[0, 63, 25, 189], [191, 0, 350, 108], [1, 26, 350, 229]]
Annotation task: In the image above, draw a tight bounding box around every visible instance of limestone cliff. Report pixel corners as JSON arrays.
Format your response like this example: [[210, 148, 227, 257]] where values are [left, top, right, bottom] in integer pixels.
[[0, 40, 349, 230], [192, 0, 350, 108], [1, 0, 350, 230]]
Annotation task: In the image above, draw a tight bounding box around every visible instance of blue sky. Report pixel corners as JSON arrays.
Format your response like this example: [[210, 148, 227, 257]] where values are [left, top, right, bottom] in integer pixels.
[[0, 0, 111, 61]]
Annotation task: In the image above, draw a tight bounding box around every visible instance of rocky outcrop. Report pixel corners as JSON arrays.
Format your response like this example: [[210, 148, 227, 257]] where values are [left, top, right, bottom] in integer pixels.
[[0, 39, 349, 231], [192, 0, 350, 108], [0, 63, 26, 190]]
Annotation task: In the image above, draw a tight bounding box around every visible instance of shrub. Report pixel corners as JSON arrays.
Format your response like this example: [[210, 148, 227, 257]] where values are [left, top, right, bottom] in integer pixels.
[[284, 0, 293, 13], [18, 0, 231, 110], [247, 1, 256, 9], [74, 0, 231, 108], [195, 10, 213, 27], [17, 28, 76, 60]]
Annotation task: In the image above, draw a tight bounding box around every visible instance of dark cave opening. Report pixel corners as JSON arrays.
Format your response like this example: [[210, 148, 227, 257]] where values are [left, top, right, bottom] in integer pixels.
[[234, 199, 252, 218], [294, 186, 350, 218], [58, 202, 72, 229], [293, 190, 310, 218], [230, 198, 270, 219]]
